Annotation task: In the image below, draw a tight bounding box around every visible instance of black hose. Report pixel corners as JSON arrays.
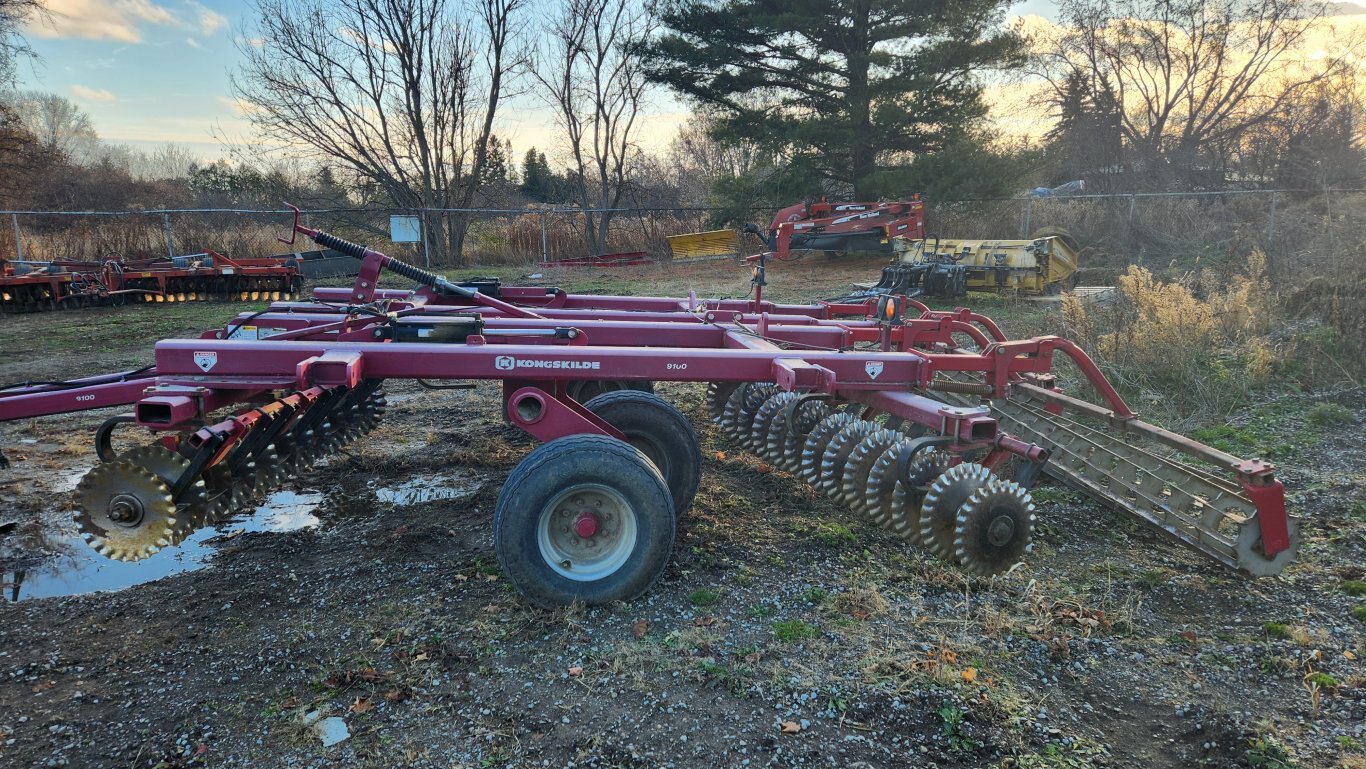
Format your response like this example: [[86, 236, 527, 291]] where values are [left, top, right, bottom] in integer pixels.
[[312, 230, 457, 294], [0, 364, 156, 392]]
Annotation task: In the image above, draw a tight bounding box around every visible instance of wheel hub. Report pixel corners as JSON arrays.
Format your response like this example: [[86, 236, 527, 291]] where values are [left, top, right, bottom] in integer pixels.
[[107, 494, 145, 526], [987, 513, 1015, 547], [538, 486, 638, 582], [573, 511, 600, 538]]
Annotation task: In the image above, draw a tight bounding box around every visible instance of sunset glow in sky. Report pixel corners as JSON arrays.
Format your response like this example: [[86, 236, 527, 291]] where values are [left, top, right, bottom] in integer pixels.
[[16, 0, 1359, 164]]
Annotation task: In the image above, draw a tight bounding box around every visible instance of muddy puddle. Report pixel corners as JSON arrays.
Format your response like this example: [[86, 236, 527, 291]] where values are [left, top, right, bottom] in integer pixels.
[[1, 472, 483, 602]]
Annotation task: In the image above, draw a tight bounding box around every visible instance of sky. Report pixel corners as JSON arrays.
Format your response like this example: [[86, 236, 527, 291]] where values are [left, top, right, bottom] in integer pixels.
[[16, 0, 1344, 165], [16, 0, 1066, 164]]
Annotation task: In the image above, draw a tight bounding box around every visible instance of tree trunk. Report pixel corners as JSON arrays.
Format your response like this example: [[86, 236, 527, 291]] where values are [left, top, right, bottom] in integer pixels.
[[446, 212, 470, 266], [847, 4, 875, 199]]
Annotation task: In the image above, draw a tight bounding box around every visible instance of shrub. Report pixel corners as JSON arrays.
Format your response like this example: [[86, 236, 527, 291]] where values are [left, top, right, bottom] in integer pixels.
[[1060, 253, 1279, 424]]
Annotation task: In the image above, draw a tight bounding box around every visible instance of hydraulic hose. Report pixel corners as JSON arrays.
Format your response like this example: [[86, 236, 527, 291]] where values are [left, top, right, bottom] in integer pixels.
[[311, 230, 475, 298]]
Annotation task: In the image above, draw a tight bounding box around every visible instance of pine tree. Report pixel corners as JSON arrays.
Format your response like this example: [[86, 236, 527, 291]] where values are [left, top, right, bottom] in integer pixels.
[[642, 0, 1024, 198], [520, 148, 556, 202]]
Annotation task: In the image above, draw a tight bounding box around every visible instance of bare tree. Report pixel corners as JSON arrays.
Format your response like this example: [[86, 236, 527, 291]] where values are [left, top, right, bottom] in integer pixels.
[[233, 0, 525, 263], [531, 0, 654, 255], [1035, 0, 1354, 188], [0, 0, 42, 87], [6, 91, 101, 162]]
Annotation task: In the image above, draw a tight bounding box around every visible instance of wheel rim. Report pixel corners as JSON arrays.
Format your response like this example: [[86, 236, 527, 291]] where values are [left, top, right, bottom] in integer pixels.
[[537, 483, 638, 582], [625, 433, 668, 478]]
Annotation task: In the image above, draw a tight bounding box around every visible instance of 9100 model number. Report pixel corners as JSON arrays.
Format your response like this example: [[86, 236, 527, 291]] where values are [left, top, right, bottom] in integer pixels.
[[666, 363, 688, 370]]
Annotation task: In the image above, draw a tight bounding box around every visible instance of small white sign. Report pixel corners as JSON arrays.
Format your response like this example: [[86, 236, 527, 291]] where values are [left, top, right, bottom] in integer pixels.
[[390, 215, 422, 243], [865, 361, 884, 379], [193, 351, 218, 372]]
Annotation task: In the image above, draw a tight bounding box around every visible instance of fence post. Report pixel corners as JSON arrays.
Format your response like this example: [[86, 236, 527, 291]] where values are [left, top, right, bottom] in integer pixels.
[[11, 213, 21, 261], [418, 208, 431, 268], [1128, 195, 1136, 222], [162, 212, 174, 258], [1022, 197, 1032, 238], [1266, 191, 1277, 242], [539, 211, 548, 262]]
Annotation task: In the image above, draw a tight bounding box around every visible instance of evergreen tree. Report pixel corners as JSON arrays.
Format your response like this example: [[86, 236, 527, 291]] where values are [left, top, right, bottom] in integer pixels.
[[1043, 70, 1123, 187], [520, 148, 557, 202], [642, 0, 1023, 198]]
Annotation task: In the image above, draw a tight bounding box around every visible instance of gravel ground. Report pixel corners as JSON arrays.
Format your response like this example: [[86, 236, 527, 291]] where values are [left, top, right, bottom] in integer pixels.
[[1, 261, 1363, 769]]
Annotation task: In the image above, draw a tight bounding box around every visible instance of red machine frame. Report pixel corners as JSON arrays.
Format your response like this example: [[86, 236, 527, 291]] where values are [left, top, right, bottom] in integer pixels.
[[755, 199, 926, 261], [0, 210, 1295, 604]]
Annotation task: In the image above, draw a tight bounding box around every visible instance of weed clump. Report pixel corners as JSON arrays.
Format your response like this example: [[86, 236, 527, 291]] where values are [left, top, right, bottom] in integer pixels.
[[773, 620, 819, 642], [1262, 621, 1292, 639], [1341, 580, 1366, 597], [812, 522, 857, 547], [1060, 253, 1279, 423], [687, 588, 721, 607]]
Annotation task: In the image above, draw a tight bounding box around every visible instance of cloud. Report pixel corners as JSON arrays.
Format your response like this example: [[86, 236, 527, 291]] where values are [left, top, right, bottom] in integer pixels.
[[71, 84, 117, 102], [186, 36, 202, 49], [27, 0, 227, 43], [29, 0, 176, 43], [186, 1, 228, 35], [218, 96, 260, 117]]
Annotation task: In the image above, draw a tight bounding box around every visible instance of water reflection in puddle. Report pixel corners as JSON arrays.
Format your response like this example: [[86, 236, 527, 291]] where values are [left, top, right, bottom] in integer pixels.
[[374, 476, 480, 505], [2, 472, 482, 601]]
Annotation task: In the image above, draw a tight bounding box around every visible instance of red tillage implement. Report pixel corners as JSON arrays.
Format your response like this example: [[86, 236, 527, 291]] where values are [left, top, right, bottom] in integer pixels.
[[0, 208, 1297, 607], [749, 199, 926, 262], [0, 250, 303, 312]]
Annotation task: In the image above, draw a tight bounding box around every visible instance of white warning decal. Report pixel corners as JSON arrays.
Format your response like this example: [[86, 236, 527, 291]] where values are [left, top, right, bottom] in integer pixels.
[[193, 351, 218, 373], [865, 361, 884, 379]]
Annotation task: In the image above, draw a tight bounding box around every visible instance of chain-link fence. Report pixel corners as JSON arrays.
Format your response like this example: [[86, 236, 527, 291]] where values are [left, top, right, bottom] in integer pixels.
[[3, 191, 1363, 288]]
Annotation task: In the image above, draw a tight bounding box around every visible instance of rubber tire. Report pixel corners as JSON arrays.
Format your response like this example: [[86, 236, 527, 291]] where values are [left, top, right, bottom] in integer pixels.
[[565, 379, 653, 403], [494, 435, 675, 608], [584, 390, 702, 518]]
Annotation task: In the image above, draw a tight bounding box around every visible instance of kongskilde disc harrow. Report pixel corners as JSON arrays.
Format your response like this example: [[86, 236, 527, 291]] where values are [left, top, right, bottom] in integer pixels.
[[0, 206, 1299, 607], [0, 251, 304, 313]]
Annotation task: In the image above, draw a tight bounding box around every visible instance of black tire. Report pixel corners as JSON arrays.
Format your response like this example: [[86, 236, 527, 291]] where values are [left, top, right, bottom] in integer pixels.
[[565, 379, 653, 402], [584, 390, 702, 517], [494, 435, 675, 608]]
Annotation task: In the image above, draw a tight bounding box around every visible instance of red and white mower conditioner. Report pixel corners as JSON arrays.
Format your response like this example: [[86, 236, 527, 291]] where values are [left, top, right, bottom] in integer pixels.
[[0, 208, 1297, 607]]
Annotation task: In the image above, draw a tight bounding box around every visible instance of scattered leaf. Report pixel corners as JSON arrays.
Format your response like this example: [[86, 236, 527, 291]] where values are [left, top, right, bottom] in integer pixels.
[[961, 667, 978, 683], [280, 697, 300, 709], [349, 697, 374, 714], [693, 615, 717, 627], [31, 680, 54, 693], [483, 603, 503, 614], [1180, 630, 1199, 644], [1343, 650, 1356, 661], [632, 619, 648, 639], [412, 652, 429, 663], [755, 463, 772, 474], [453, 573, 469, 582], [568, 666, 584, 677], [383, 687, 410, 703], [743, 651, 763, 665], [483, 573, 499, 582], [715, 451, 726, 460], [851, 608, 870, 622], [780, 721, 801, 734]]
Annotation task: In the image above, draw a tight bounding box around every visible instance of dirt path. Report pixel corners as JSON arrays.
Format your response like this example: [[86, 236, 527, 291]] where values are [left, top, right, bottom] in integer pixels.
[[1, 259, 1362, 769]]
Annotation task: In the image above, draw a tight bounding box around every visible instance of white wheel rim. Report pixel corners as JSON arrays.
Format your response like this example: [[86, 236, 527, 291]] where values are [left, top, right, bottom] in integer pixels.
[[537, 483, 638, 582]]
